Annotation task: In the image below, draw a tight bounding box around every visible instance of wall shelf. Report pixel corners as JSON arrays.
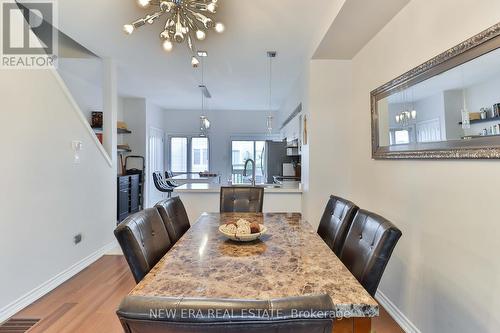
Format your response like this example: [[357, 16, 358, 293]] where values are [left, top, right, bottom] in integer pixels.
[[459, 116, 500, 125], [118, 128, 132, 134], [91, 127, 132, 134], [462, 134, 500, 140]]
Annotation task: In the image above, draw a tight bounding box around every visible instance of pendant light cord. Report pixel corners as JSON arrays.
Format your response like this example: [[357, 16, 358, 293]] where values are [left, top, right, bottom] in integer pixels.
[[269, 56, 272, 111], [201, 56, 205, 113]]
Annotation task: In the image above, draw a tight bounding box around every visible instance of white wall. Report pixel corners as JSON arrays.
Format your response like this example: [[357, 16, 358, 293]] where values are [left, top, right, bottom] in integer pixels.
[[278, 70, 311, 216], [121, 97, 147, 171], [0, 69, 116, 319], [465, 76, 500, 136], [443, 89, 464, 140], [305, 60, 353, 228], [146, 102, 167, 207], [466, 75, 500, 115], [161, 109, 278, 183], [57, 58, 103, 122], [303, 0, 500, 331]]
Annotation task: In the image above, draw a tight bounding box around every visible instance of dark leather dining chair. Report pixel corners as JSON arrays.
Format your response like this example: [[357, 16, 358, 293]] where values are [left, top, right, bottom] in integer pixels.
[[153, 171, 174, 198], [317, 195, 359, 256], [155, 197, 190, 244], [340, 209, 402, 297], [117, 294, 335, 333], [114, 208, 172, 283], [220, 187, 264, 213]]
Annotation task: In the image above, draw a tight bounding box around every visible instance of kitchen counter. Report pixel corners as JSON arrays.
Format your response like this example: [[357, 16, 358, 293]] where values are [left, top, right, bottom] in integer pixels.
[[174, 183, 302, 193], [173, 184, 302, 223], [168, 173, 219, 184]]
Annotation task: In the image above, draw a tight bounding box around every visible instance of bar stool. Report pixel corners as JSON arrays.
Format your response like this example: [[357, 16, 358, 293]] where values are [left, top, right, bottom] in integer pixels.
[[153, 172, 174, 198]]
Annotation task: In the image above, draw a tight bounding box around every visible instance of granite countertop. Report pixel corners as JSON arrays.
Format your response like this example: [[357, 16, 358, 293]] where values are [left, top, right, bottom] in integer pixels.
[[131, 213, 378, 318], [174, 183, 303, 193]]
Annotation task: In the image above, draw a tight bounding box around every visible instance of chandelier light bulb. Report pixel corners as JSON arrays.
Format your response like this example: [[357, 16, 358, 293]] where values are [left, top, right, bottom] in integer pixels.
[[214, 22, 225, 33], [411, 110, 417, 119], [206, 2, 217, 13], [163, 39, 173, 52], [160, 1, 174, 12], [137, 0, 151, 8], [196, 30, 206, 40], [123, 24, 134, 35], [191, 56, 200, 67]]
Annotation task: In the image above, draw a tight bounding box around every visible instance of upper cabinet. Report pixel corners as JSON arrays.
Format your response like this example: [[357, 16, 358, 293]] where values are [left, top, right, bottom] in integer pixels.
[[280, 103, 303, 145]]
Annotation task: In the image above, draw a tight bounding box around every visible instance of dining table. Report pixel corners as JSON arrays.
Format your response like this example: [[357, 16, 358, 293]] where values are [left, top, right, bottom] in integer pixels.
[[130, 212, 379, 333]]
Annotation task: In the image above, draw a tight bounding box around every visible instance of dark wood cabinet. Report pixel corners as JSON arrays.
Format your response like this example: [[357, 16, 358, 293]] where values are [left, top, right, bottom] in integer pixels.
[[130, 176, 140, 214], [117, 174, 142, 222]]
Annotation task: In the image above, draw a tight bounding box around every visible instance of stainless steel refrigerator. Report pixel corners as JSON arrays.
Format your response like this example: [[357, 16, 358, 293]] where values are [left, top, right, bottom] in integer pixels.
[[261, 141, 288, 184]]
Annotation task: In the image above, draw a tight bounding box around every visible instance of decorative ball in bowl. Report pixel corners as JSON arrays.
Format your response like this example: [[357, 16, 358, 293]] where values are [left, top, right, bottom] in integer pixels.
[[219, 219, 267, 242]]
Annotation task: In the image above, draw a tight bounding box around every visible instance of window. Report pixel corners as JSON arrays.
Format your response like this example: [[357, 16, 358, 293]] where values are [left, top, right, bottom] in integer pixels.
[[191, 137, 209, 172], [231, 140, 265, 184], [169, 136, 209, 173], [389, 129, 410, 145], [170, 137, 188, 173]]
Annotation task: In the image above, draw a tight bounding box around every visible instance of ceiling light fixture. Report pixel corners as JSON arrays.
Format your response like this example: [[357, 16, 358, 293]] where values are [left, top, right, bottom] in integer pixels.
[[124, 0, 225, 66], [199, 54, 211, 136], [266, 51, 276, 134]]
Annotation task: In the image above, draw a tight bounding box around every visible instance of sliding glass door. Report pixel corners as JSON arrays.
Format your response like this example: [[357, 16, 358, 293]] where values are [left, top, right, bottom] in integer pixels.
[[231, 140, 265, 184]]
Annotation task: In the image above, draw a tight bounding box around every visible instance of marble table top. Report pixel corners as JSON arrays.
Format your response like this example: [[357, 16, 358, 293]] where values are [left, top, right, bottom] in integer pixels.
[[131, 213, 379, 318]]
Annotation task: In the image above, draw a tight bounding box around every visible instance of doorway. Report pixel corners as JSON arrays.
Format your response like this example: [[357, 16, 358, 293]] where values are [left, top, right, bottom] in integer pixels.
[[148, 127, 165, 207]]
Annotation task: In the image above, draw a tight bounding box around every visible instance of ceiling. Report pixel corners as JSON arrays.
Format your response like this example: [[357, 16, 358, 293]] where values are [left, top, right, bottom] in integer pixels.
[[314, 0, 410, 60], [387, 47, 500, 104], [56, 0, 343, 111]]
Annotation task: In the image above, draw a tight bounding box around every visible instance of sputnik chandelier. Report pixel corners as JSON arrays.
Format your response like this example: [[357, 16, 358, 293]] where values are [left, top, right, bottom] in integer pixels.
[[123, 0, 225, 66]]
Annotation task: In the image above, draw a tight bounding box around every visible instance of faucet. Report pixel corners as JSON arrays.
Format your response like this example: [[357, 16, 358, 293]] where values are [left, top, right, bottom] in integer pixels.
[[243, 159, 256, 187]]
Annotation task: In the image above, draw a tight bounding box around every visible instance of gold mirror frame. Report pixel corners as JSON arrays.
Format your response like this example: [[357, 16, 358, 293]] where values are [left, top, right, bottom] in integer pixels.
[[371, 23, 500, 159]]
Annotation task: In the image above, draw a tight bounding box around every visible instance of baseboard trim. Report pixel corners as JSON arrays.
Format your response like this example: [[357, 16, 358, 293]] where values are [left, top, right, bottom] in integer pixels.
[[0, 242, 116, 324], [376, 290, 421, 333]]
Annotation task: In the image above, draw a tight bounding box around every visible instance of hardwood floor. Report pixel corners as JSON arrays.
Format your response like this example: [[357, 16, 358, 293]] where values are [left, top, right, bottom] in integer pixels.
[[11, 256, 404, 333]]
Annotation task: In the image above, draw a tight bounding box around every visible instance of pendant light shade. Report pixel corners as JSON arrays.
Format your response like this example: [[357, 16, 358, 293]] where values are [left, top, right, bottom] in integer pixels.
[[266, 51, 276, 134]]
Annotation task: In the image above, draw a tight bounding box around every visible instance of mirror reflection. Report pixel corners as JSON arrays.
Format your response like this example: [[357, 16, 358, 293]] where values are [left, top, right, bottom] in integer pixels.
[[378, 47, 500, 147]]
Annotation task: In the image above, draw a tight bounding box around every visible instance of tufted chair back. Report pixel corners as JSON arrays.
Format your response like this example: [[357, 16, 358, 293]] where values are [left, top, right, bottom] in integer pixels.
[[220, 187, 264, 213], [340, 210, 402, 296], [317, 196, 359, 256], [114, 208, 172, 283], [155, 197, 190, 244]]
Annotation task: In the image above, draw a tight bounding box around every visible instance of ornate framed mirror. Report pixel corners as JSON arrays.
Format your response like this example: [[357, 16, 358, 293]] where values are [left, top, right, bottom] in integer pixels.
[[371, 23, 500, 159]]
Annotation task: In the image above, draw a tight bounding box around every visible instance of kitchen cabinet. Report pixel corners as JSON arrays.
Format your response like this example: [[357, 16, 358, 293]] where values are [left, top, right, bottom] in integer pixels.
[[281, 113, 301, 142]]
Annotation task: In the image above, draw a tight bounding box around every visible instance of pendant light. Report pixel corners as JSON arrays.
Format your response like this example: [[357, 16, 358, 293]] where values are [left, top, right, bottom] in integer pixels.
[[266, 51, 276, 134], [199, 52, 210, 136], [461, 69, 470, 129]]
